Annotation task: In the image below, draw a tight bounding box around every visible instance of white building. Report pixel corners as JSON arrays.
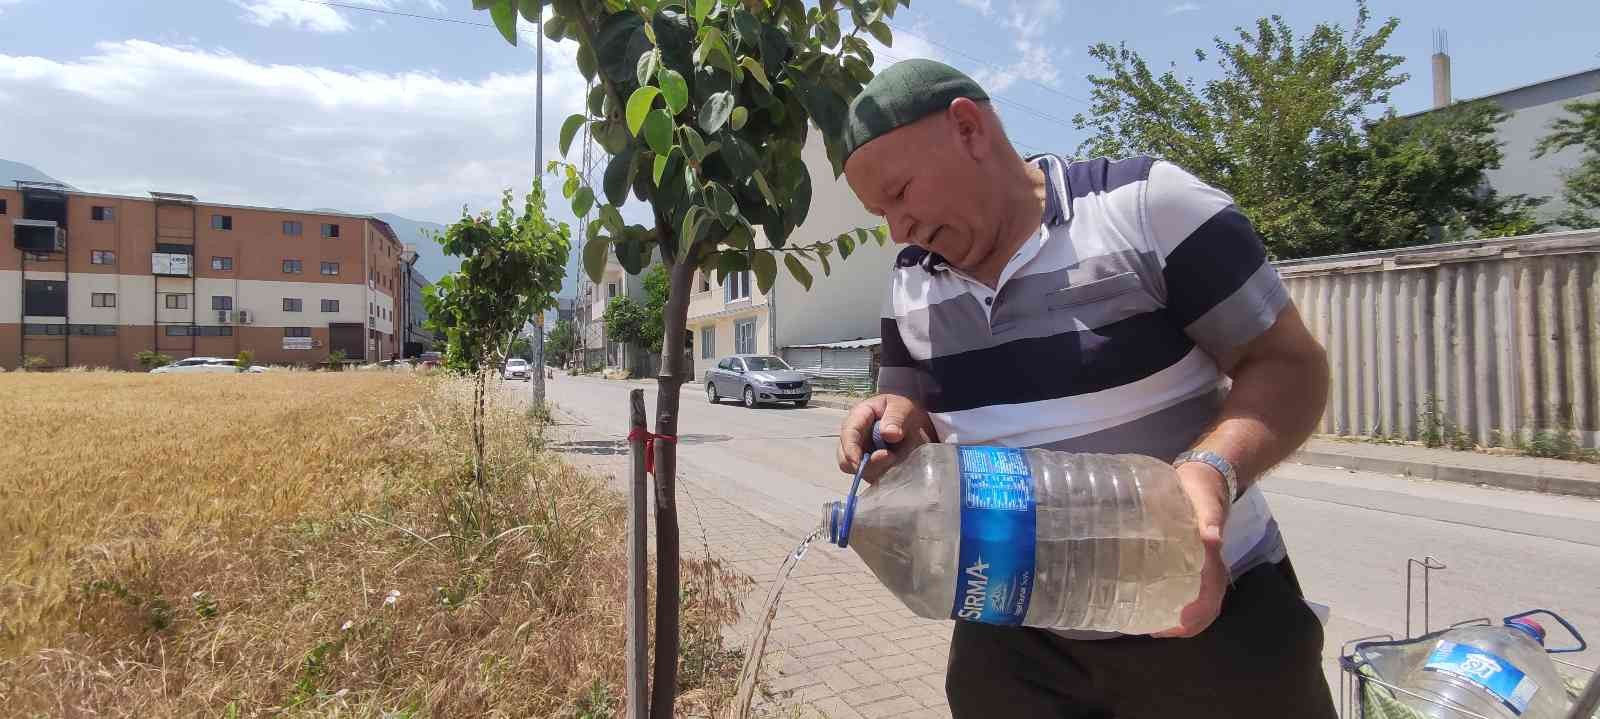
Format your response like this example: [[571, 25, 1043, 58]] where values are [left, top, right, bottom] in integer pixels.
[[686, 136, 898, 388]]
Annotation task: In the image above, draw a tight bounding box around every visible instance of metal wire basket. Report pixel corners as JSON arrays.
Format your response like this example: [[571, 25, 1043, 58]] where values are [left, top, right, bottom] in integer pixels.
[[1337, 557, 1599, 719]]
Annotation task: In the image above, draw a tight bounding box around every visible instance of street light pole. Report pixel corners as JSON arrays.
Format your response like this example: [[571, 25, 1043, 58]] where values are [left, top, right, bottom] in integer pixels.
[[531, 16, 547, 407]]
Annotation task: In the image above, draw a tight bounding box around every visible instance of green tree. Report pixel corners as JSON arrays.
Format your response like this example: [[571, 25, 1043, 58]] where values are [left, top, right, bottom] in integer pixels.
[[1073, 2, 1542, 257], [546, 319, 579, 366], [235, 349, 254, 372], [509, 334, 533, 359], [602, 295, 651, 349], [425, 183, 571, 493], [474, 0, 899, 712], [1535, 97, 1600, 229], [136, 350, 172, 371]]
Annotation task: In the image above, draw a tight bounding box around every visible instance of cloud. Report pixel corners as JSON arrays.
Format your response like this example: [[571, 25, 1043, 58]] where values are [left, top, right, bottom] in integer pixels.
[[0, 39, 588, 226], [967, 0, 1066, 93], [1165, 2, 1201, 15], [232, 0, 353, 33], [955, 0, 993, 17]]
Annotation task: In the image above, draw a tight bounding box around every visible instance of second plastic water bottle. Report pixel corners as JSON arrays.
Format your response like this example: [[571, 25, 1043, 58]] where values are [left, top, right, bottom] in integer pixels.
[[822, 443, 1203, 634]]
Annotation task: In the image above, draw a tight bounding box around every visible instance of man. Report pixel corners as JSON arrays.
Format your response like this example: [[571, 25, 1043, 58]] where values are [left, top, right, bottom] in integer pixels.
[[834, 59, 1335, 718]]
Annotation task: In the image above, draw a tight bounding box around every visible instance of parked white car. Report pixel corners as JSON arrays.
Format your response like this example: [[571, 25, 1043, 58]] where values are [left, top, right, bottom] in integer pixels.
[[151, 357, 266, 374], [502, 358, 530, 381]]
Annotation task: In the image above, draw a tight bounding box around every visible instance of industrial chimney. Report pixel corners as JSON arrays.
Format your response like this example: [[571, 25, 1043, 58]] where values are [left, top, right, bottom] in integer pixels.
[[1431, 29, 1452, 109]]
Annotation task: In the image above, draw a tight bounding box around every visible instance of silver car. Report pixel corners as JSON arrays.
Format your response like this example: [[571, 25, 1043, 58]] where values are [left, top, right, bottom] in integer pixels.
[[705, 354, 811, 408]]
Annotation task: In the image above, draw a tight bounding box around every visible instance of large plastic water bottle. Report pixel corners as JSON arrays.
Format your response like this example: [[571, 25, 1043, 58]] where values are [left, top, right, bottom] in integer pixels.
[[821, 442, 1203, 634], [1396, 618, 1573, 719]]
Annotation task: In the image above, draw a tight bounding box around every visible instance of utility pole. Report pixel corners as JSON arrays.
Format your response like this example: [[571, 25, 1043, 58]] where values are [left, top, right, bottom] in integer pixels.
[[530, 16, 547, 407]]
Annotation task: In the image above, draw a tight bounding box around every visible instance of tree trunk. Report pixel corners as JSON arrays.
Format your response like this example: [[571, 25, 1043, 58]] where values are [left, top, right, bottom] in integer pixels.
[[648, 254, 697, 719]]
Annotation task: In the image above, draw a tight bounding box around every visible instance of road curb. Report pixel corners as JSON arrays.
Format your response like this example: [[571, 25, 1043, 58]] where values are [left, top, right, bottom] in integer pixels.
[[1289, 450, 1600, 498]]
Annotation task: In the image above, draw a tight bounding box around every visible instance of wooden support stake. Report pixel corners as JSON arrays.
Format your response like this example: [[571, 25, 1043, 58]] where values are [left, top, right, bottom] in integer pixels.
[[626, 389, 649, 719]]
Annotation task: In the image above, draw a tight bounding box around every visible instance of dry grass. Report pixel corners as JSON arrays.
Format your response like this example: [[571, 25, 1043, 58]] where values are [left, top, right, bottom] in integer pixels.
[[0, 372, 750, 717]]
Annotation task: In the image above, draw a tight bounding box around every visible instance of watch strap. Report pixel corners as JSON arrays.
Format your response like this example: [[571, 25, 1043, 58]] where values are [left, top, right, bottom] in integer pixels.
[[1173, 450, 1239, 502]]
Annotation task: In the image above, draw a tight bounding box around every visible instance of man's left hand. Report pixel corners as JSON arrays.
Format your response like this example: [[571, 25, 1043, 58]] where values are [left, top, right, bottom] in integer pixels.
[[1152, 462, 1231, 638]]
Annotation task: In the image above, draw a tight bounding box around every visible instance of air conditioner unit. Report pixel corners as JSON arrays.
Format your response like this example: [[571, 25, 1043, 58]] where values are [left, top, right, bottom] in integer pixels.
[[217, 309, 230, 324], [235, 310, 252, 324]]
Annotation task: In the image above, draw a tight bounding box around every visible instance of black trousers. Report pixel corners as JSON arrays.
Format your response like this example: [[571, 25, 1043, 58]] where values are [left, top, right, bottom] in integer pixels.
[[945, 559, 1337, 719]]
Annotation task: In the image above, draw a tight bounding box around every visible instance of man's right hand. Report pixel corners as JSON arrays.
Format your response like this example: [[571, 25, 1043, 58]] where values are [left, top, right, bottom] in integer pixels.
[[837, 394, 936, 483]]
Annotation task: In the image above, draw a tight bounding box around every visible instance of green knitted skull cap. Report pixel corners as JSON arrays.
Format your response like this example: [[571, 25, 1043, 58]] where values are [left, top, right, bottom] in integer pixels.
[[841, 58, 990, 162]]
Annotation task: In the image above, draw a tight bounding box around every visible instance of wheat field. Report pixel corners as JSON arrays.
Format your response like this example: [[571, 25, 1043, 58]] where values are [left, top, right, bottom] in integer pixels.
[[0, 371, 746, 717]]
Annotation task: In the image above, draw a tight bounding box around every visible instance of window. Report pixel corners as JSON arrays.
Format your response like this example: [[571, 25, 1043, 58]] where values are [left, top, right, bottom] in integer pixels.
[[282, 259, 303, 274], [0, 198, 7, 214], [724, 270, 751, 301], [321, 223, 340, 238], [71, 324, 117, 336], [91, 292, 116, 308], [90, 250, 116, 265], [211, 296, 233, 311], [735, 318, 757, 354], [283, 221, 303, 236], [194, 326, 233, 337], [321, 299, 340, 313], [24, 323, 67, 336], [700, 326, 716, 359], [282, 298, 303, 312], [211, 214, 233, 231], [164, 325, 191, 337], [284, 327, 311, 338], [212, 256, 233, 271], [24, 280, 67, 316], [91, 206, 114, 221], [164, 294, 189, 309], [156, 243, 193, 255], [698, 272, 711, 293], [607, 283, 618, 299], [369, 302, 375, 315], [320, 261, 340, 276]]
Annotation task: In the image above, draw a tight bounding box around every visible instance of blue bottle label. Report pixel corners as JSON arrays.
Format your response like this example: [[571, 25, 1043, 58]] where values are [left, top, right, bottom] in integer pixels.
[[1422, 640, 1541, 715], [950, 446, 1036, 626]]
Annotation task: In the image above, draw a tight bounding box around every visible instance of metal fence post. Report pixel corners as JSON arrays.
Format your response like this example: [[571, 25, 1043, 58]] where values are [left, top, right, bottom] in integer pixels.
[[626, 389, 649, 719]]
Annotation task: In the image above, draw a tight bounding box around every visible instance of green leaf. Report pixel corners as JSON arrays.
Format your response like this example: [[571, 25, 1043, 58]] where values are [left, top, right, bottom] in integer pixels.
[[642, 109, 674, 155], [559, 114, 586, 157], [837, 231, 855, 260], [577, 45, 597, 82], [691, 0, 714, 24], [601, 204, 625, 235], [731, 9, 761, 47], [818, 248, 832, 276], [790, 72, 847, 137], [843, 56, 874, 84], [542, 15, 565, 41], [867, 20, 892, 46], [753, 170, 779, 208], [583, 233, 610, 283], [517, 0, 543, 23], [571, 187, 595, 218], [490, 0, 518, 45], [870, 224, 890, 245], [725, 221, 753, 249], [784, 254, 813, 291], [603, 146, 636, 206], [706, 181, 736, 221], [719, 132, 756, 178], [626, 86, 661, 136], [738, 56, 771, 92], [699, 91, 736, 134], [635, 49, 660, 88], [682, 126, 707, 161], [751, 250, 777, 293], [652, 149, 673, 186], [657, 68, 689, 115], [642, 19, 657, 45], [730, 106, 750, 131], [680, 206, 705, 257]]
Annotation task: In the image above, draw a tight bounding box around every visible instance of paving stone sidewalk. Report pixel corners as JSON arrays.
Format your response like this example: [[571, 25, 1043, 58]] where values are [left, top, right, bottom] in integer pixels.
[[546, 404, 955, 719]]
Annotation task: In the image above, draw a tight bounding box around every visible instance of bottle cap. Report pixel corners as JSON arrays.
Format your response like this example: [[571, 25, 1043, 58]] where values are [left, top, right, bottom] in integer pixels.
[[1506, 618, 1547, 645]]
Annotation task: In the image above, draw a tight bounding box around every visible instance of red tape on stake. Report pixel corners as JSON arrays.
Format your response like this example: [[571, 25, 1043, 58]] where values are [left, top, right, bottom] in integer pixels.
[[627, 428, 677, 475]]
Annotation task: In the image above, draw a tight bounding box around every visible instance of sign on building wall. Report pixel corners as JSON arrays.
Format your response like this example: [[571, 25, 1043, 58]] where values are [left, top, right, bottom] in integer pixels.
[[152, 253, 192, 276], [283, 337, 314, 350]]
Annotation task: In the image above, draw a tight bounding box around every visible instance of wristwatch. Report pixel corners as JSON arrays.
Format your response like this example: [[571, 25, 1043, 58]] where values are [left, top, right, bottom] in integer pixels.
[[1173, 450, 1239, 503]]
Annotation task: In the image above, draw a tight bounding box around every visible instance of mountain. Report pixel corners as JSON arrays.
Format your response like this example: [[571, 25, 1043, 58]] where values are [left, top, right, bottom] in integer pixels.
[[0, 159, 72, 188], [372, 213, 455, 283]]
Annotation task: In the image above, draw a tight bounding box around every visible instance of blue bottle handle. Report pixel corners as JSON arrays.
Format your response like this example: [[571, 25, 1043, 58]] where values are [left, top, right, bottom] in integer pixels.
[[837, 422, 888, 549], [1504, 609, 1588, 653]]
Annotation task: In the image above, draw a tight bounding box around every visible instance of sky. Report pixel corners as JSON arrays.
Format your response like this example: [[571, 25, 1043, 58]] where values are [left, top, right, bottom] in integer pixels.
[[2, 0, 1598, 298]]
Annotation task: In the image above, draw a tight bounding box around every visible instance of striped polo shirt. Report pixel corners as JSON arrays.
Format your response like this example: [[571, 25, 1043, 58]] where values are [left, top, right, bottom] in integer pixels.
[[877, 154, 1291, 585]]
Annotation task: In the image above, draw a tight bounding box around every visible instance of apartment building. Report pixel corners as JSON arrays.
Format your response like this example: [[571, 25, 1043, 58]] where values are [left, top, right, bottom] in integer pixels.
[[1, 181, 411, 370]]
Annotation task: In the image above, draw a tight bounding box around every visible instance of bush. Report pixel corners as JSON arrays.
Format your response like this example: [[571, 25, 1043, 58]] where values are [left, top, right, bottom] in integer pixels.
[[235, 350, 254, 372], [326, 349, 347, 371], [136, 350, 173, 371], [20, 355, 48, 372]]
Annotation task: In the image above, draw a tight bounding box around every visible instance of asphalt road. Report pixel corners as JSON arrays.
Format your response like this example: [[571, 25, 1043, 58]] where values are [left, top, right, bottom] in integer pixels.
[[533, 373, 1600, 710]]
